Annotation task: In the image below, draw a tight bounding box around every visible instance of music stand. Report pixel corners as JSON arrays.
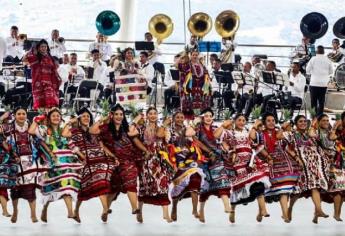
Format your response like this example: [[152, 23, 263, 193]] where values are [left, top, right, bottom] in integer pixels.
[[221, 63, 234, 72], [274, 72, 289, 87], [23, 39, 40, 51], [198, 41, 221, 53], [135, 41, 154, 51], [170, 69, 179, 81], [262, 71, 275, 84], [214, 71, 233, 84]]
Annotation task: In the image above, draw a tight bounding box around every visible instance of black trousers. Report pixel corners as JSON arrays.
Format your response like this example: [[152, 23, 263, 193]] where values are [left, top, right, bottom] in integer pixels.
[[164, 87, 179, 111], [261, 94, 275, 114], [3, 56, 21, 65], [309, 86, 327, 117], [244, 93, 263, 118], [288, 96, 302, 115]]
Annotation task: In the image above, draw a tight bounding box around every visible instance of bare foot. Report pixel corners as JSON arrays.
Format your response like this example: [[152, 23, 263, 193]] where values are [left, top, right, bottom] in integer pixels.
[[2, 212, 11, 217], [41, 207, 48, 223], [281, 215, 290, 223], [198, 211, 205, 223], [192, 211, 199, 219], [164, 216, 172, 223], [287, 207, 292, 221], [136, 210, 143, 223], [334, 215, 343, 222], [11, 213, 17, 223], [108, 209, 112, 214], [101, 212, 108, 223], [74, 210, 81, 223], [171, 210, 177, 222], [312, 214, 318, 224], [256, 213, 263, 223], [31, 216, 38, 223], [229, 211, 235, 223]]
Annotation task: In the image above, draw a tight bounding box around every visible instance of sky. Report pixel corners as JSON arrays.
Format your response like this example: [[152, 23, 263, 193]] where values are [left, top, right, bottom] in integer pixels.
[[0, 0, 344, 67]]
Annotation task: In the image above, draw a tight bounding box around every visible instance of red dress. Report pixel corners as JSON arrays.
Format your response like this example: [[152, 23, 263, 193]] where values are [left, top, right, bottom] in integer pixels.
[[100, 124, 140, 194], [69, 128, 115, 201], [27, 51, 60, 110]]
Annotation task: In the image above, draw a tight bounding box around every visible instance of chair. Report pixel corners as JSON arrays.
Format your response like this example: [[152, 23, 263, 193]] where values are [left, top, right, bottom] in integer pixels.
[[73, 79, 100, 111]]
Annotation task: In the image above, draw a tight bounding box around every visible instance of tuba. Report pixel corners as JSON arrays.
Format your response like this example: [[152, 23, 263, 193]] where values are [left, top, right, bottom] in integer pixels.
[[96, 10, 121, 36], [148, 14, 174, 44], [215, 10, 240, 63], [300, 12, 328, 40], [328, 17, 345, 62], [187, 12, 212, 39]]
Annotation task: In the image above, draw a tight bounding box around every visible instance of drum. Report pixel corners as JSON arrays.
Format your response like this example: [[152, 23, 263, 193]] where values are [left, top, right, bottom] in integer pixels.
[[334, 63, 345, 89]]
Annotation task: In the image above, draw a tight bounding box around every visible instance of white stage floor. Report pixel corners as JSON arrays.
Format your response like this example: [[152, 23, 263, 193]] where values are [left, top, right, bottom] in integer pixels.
[[0, 193, 343, 236]]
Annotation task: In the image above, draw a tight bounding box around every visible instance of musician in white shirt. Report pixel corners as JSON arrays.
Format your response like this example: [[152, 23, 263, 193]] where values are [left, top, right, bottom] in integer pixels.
[[306, 45, 333, 116], [144, 32, 162, 65], [58, 53, 85, 97], [327, 38, 344, 63], [0, 36, 6, 70], [4, 25, 24, 64], [88, 33, 112, 64], [138, 51, 155, 95], [185, 35, 198, 53], [288, 62, 306, 115], [81, 49, 107, 98], [48, 29, 66, 64]]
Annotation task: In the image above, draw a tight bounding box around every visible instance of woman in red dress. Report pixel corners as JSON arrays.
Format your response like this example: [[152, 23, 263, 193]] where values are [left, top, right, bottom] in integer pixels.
[[63, 107, 118, 223], [134, 107, 174, 223], [90, 104, 143, 221], [24, 39, 60, 111]]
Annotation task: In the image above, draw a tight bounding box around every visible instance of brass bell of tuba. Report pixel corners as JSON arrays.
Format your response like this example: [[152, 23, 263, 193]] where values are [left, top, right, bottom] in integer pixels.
[[148, 14, 174, 44], [215, 10, 240, 63], [188, 12, 212, 39], [333, 17, 345, 39], [328, 17, 345, 62], [300, 12, 328, 40], [96, 10, 121, 36]]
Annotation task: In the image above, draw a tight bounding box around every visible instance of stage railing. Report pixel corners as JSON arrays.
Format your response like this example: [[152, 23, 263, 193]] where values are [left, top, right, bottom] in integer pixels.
[[28, 38, 332, 71]]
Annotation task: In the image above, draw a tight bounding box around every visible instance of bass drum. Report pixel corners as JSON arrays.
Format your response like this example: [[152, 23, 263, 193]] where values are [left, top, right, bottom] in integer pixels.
[[334, 63, 345, 89]]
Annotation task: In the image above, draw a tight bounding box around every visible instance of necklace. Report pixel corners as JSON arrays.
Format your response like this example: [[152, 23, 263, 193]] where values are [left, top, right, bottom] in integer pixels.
[[15, 121, 28, 133]]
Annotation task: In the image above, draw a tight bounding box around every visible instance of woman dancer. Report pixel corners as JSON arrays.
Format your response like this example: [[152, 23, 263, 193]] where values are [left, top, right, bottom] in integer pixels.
[[134, 107, 174, 223], [0, 108, 42, 223], [29, 108, 82, 222], [287, 115, 329, 224], [159, 111, 207, 222], [310, 113, 345, 221], [62, 107, 118, 223], [90, 104, 142, 220], [195, 108, 232, 223], [222, 114, 271, 223], [253, 113, 300, 223]]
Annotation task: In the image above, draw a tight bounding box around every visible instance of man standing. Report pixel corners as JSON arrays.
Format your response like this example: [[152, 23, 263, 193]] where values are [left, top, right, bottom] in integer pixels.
[[306, 45, 333, 116]]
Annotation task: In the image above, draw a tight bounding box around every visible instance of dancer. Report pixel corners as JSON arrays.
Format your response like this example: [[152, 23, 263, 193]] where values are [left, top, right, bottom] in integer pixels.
[[29, 108, 82, 222], [62, 107, 118, 223]]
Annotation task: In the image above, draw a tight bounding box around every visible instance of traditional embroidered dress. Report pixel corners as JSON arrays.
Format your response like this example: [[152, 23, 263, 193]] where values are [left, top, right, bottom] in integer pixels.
[[1, 122, 43, 201], [137, 125, 174, 206], [196, 124, 232, 202], [100, 124, 139, 194], [318, 128, 345, 202], [259, 130, 300, 202], [290, 131, 329, 197], [0, 137, 17, 201], [69, 127, 116, 201], [26, 51, 60, 110], [178, 62, 212, 119], [167, 124, 207, 200], [36, 125, 82, 205], [222, 129, 271, 205]]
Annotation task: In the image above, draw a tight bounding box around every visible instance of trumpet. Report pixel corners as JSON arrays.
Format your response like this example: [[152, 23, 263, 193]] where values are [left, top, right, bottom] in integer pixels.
[[18, 33, 27, 41], [58, 37, 65, 43]]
